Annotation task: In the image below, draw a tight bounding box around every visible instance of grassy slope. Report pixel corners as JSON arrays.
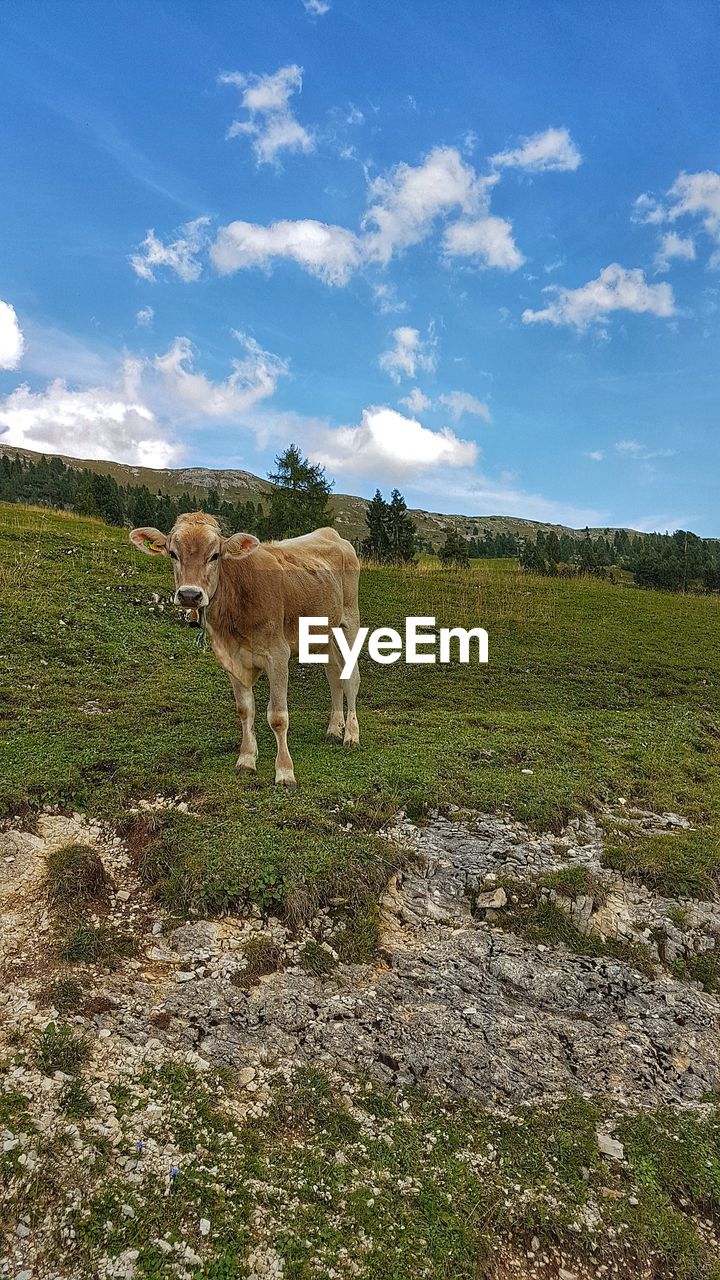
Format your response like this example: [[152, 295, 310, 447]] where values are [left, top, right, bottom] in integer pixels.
[[4, 503, 720, 1277], [2, 503, 720, 910]]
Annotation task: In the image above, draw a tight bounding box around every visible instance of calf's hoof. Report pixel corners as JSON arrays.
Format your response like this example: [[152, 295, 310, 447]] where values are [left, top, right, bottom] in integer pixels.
[[275, 768, 297, 787], [325, 731, 344, 745], [342, 735, 360, 749], [236, 755, 257, 773]]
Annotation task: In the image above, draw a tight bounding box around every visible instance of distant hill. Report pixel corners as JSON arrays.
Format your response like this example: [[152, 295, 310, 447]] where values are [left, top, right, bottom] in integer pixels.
[[0, 443, 644, 549]]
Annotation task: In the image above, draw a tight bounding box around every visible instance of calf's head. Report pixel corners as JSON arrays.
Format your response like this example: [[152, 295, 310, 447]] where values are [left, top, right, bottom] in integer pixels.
[[130, 512, 258, 608]]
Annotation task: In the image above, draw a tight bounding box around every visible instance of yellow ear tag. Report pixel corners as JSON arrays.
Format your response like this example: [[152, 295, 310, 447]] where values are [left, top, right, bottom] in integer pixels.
[[144, 538, 161, 552]]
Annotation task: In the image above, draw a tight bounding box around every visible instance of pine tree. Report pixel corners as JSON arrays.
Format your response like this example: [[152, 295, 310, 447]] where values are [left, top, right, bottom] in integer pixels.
[[266, 444, 333, 539], [74, 473, 99, 517], [362, 490, 390, 560], [386, 489, 417, 563], [438, 527, 470, 567]]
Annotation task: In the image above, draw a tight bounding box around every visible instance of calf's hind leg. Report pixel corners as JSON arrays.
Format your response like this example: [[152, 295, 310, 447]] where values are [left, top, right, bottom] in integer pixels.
[[324, 641, 345, 743], [339, 617, 360, 748]]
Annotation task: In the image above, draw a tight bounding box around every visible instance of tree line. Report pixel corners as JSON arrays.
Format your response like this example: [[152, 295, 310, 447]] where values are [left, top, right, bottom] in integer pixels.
[[0, 451, 266, 538], [519, 526, 720, 593], [2, 447, 718, 592]]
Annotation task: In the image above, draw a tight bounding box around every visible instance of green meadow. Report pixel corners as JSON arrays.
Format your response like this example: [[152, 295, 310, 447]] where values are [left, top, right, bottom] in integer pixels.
[[2, 502, 720, 910]]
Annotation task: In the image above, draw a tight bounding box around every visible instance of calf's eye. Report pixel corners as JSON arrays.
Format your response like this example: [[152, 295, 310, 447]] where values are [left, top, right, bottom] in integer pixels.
[[209, 552, 219, 562], [169, 551, 178, 561]]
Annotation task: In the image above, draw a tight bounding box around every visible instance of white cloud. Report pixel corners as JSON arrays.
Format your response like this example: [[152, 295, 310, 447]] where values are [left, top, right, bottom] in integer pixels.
[[220, 65, 314, 166], [586, 450, 605, 462], [0, 328, 290, 467], [442, 215, 524, 270], [636, 171, 720, 268], [615, 439, 675, 461], [311, 405, 477, 478], [0, 364, 182, 467], [666, 170, 720, 237], [632, 192, 666, 226], [143, 144, 533, 292], [371, 281, 406, 314], [362, 146, 495, 264], [398, 387, 431, 414], [654, 231, 696, 272], [379, 326, 437, 383], [522, 264, 675, 330], [491, 126, 582, 173], [0, 300, 24, 370], [438, 390, 491, 422], [396, 387, 491, 421], [152, 332, 288, 419], [413, 472, 605, 527], [136, 306, 154, 327], [210, 218, 362, 286], [130, 217, 210, 282], [303, 0, 330, 13]]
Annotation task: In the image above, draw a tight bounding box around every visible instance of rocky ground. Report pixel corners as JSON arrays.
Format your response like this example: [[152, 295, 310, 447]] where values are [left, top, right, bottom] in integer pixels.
[[2, 802, 720, 1278]]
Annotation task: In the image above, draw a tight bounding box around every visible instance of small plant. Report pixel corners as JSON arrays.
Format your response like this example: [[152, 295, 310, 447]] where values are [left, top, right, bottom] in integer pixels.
[[60, 924, 138, 967], [496, 898, 656, 977], [43, 977, 85, 1013], [540, 866, 595, 898], [60, 1078, 96, 1119], [231, 936, 283, 989], [334, 902, 380, 964], [249, 864, 286, 913], [298, 940, 337, 977], [671, 949, 720, 993], [46, 843, 109, 908], [34, 1023, 89, 1076], [0, 1087, 35, 1132]]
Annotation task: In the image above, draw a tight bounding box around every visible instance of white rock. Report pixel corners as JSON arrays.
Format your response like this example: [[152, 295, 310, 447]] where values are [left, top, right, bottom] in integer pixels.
[[476, 888, 507, 910], [199, 1217, 211, 1236], [597, 1131, 624, 1161]]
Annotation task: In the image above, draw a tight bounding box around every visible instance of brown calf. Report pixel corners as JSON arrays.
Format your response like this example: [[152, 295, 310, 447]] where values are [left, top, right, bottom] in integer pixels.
[[130, 512, 360, 784]]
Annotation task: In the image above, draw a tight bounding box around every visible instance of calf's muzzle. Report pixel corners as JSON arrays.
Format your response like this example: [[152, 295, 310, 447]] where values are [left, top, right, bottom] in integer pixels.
[[175, 586, 207, 608]]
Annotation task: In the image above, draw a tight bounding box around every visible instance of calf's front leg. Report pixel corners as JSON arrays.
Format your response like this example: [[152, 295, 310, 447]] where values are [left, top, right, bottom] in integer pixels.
[[230, 673, 258, 773], [265, 649, 296, 786]]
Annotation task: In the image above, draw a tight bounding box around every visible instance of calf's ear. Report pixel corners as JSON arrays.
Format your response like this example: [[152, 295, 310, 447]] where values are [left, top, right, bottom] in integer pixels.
[[129, 527, 168, 556], [222, 531, 260, 558]]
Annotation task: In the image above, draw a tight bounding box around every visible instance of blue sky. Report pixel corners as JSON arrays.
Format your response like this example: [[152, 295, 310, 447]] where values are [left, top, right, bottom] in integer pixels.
[[1, 0, 719, 532]]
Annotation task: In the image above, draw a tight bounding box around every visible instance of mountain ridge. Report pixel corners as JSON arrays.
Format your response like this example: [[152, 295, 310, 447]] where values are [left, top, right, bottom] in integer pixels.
[[0, 443, 645, 548]]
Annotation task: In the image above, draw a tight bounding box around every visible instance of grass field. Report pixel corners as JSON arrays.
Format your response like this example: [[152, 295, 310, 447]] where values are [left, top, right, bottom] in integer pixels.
[[3, 502, 720, 1279], [2, 502, 720, 910]]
